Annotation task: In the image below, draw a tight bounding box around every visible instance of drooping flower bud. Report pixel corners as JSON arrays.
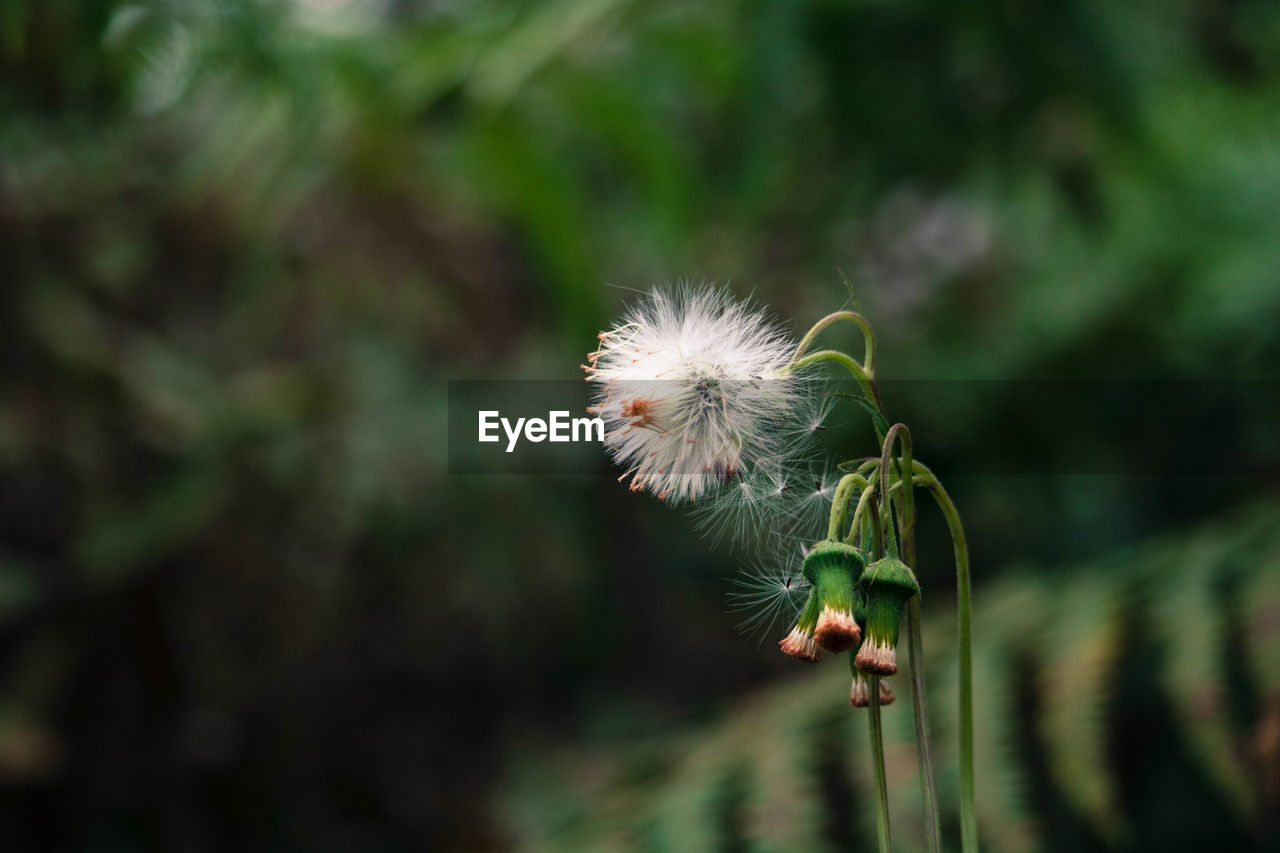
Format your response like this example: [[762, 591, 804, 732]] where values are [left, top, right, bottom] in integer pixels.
[[778, 586, 823, 662], [803, 541, 865, 652], [854, 556, 920, 676], [849, 669, 896, 708]]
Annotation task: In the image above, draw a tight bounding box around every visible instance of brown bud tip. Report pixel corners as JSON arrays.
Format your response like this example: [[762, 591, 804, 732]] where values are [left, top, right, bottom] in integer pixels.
[[814, 605, 862, 653], [851, 674, 896, 708], [779, 628, 823, 662], [854, 638, 898, 676]]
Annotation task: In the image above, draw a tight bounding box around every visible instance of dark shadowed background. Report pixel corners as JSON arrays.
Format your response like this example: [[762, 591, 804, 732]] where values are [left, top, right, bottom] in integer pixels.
[[2, 1, 1279, 850]]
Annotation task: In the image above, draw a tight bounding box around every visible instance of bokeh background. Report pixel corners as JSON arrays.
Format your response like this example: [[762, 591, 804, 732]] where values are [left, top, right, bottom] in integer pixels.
[[2, 1, 1280, 850]]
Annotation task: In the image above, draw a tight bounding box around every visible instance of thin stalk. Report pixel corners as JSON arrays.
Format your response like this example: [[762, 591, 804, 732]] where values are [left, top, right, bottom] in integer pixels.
[[847, 475, 930, 547], [862, 495, 891, 853], [876, 425, 911, 559], [790, 310, 878, 375], [865, 499, 884, 565], [877, 425, 911, 523], [904, 599, 941, 852], [846, 478, 880, 547], [787, 349, 886, 424], [880, 431, 942, 853], [868, 673, 892, 853], [855, 457, 882, 474], [828, 473, 869, 542], [916, 466, 976, 853]]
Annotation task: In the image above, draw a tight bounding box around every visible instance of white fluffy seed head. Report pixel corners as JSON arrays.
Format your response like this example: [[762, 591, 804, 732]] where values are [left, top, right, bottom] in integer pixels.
[[585, 286, 824, 504]]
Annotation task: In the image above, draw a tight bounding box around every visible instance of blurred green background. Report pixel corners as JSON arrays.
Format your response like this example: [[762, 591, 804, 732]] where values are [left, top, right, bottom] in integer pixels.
[[2, 0, 1279, 850]]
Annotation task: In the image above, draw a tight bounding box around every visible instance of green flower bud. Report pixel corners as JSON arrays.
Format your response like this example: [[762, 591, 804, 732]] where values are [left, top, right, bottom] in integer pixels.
[[804, 541, 866, 653], [778, 585, 823, 662], [854, 556, 920, 676]]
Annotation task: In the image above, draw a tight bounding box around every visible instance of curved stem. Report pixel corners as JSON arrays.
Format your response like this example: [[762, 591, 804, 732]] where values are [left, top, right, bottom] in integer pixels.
[[787, 349, 886, 428], [877, 425, 912, 519], [828, 473, 869, 542], [889, 430, 916, 564], [790, 311, 878, 375], [855, 457, 882, 474], [877, 425, 912, 559], [868, 673, 892, 853], [847, 478, 880, 547], [848, 475, 927, 547]]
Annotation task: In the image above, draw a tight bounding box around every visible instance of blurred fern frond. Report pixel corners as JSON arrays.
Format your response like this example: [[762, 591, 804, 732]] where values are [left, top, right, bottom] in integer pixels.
[[504, 501, 1280, 852]]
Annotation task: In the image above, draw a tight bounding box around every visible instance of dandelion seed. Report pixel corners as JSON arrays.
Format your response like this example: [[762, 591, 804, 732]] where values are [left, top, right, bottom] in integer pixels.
[[792, 395, 837, 443], [790, 459, 842, 539], [692, 459, 798, 546], [727, 562, 810, 642]]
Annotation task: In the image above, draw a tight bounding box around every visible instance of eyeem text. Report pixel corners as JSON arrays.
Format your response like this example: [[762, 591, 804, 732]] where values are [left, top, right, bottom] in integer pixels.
[[478, 410, 605, 453]]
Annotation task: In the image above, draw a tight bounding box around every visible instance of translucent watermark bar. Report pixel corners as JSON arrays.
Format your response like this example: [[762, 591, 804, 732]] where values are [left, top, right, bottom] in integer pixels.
[[447, 379, 1280, 477]]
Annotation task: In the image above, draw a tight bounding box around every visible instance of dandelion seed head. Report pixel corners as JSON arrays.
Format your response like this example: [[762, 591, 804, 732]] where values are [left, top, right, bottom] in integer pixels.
[[587, 285, 825, 504]]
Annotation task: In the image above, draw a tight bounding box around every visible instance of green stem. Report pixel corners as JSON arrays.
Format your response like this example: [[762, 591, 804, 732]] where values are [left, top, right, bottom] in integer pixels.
[[916, 464, 976, 853], [877, 425, 911, 520], [877, 425, 911, 559], [790, 310, 878, 375], [855, 457, 882, 474], [828, 473, 869, 542], [878, 428, 942, 853], [868, 673, 892, 853], [856, 460, 891, 853], [871, 501, 884, 561], [905, 598, 941, 853], [846, 473, 931, 547], [846, 478, 880, 547], [787, 349, 885, 425]]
